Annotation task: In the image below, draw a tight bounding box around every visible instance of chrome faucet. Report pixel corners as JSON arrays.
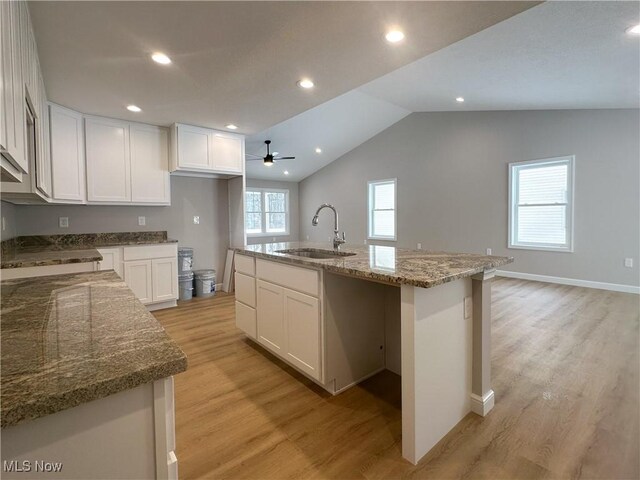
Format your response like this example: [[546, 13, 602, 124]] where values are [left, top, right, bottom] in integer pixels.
[[312, 204, 346, 250]]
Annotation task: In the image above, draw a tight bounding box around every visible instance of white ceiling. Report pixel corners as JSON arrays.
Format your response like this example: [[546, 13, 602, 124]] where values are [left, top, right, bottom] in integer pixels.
[[28, 1, 536, 135], [247, 1, 640, 181], [360, 1, 640, 112]]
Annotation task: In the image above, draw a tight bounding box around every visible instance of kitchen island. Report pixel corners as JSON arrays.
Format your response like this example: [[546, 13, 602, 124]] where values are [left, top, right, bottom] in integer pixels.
[[233, 242, 512, 465], [1, 270, 187, 479]]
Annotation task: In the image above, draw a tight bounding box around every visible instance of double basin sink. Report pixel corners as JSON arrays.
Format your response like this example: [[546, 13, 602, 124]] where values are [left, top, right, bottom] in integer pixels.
[[276, 248, 356, 259]]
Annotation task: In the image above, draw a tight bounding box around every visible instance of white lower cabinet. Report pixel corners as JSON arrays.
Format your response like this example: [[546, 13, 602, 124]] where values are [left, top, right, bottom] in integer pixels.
[[96, 247, 122, 277], [152, 257, 178, 302], [284, 289, 320, 380], [124, 260, 153, 304], [256, 279, 285, 356]]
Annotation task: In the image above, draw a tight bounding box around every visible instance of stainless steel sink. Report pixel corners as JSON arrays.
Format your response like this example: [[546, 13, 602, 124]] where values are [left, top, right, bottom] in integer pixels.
[[276, 248, 357, 259]]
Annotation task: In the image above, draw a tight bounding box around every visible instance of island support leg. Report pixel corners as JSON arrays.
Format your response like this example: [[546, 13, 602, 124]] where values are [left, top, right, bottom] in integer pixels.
[[470, 269, 495, 416], [400, 278, 473, 465]]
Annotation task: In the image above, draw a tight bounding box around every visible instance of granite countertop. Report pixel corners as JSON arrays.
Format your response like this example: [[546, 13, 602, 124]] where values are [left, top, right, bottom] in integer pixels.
[[235, 242, 513, 289], [1, 231, 178, 269], [1, 270, 187, 428]]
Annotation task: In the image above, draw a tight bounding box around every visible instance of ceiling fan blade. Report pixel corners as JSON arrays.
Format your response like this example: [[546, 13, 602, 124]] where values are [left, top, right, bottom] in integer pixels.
[[245, 153, 263, 158], [246, 157, 264, 161], [274, 156, 296, 160]]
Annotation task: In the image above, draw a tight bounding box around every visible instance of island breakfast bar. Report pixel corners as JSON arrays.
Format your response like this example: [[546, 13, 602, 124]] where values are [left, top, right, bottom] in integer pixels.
[[233, 242, 513, 465]]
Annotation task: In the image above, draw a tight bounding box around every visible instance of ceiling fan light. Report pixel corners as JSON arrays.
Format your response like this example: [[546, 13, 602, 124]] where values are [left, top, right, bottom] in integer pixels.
[[264, 159, 274, 166]]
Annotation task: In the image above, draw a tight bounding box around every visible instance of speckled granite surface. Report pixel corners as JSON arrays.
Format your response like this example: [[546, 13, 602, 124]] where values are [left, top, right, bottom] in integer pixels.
[[1, 231, 177, 269], [1, 270, 187, 428], [235, 242, 513, 289]]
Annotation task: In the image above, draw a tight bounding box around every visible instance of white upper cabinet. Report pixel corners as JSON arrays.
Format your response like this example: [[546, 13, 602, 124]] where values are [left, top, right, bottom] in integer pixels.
[[85, 116, 131, 203], [85, 117, 170, 205], [170, 123, 244, 176], [130, 124, 170, 204], [49, 103, 86, 203], [0, 0, 27, 174]]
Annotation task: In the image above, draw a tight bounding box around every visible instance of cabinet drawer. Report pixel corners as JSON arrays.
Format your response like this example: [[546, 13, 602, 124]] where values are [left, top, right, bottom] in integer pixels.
[[256, 259, 319, 297], [123, 244, 177, 261], [235, 301, 256, 339], [235, 272, 256, 307], [235, 254, 255, 276]]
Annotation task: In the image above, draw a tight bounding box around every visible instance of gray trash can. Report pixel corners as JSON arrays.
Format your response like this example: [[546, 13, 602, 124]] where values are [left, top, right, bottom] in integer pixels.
[[178, 271, 194, 301], [194, 269, 216, 298], [178, 247, 194, 274]]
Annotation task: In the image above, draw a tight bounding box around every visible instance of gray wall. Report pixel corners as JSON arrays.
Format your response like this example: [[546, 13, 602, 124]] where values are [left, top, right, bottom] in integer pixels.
[[10, 176, 229, 272], [299, 109, 640, 287], [246, 178, 300, 245], [0, 201, 18, 241]]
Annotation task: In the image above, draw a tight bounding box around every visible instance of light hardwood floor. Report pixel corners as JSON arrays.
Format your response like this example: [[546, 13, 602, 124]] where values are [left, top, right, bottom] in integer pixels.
[[153, 278, 639, 479]]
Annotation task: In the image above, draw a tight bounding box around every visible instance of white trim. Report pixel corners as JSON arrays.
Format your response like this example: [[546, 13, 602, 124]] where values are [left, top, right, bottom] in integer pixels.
[[367, 178, 397, 241], [470, 390, 495, 417], [245, 187, 290, 237], [496, 270, 640, 295], [508, 155, 575, 253]]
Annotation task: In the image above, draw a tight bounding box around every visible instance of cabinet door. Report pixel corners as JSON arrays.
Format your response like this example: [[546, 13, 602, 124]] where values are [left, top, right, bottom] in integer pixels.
[[152, 257, 178, 302], [177, 124, 211, 171], [236, 301, 257, 339], [210, 132, 243, 173], [96, 248, 122, 278], [284, 289, 321, 380], [49, 104, 85, 202], [36, 74, 51, 197], [130, 124, 170, 204], [256, 279, 285, 356], [86, 116, 131, 202], [124, 260, 153, 304]]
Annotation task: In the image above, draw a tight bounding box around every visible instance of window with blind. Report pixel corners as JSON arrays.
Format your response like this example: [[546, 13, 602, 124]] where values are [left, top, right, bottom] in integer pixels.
[[509, 156, 574, 252], [245, 188, 289, 236], [368, 179, 397, 240]]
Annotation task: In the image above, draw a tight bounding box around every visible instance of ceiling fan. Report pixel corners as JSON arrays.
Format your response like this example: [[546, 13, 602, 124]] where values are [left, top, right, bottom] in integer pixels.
[[246, 140, 295, 166]]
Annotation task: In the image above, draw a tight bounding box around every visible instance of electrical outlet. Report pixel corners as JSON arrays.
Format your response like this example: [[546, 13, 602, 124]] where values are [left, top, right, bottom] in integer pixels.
[[306, 235, 309, 240], [464, 297, 472, 319], [193, 216, 200, 225], [138, 216, 146, 226], [272, 237, 276, 242], [364, 239, 367, 245], [1, 217, 5, 232], [417, 243, 422, 250], [624, 258, 634, 268], [486, 248, 492, 255], [59, 217, 69, 228]]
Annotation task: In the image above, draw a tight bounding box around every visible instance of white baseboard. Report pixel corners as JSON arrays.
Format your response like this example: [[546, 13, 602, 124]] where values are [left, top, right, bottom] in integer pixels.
[[147, 299, 178, 311], [496, 270, 640, 295], [470, 390, 495, 417]]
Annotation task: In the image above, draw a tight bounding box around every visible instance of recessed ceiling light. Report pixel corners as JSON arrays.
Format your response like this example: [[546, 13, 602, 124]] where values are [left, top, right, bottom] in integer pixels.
[[284, 170, 289, 175], [315, 147, 322, 154], [127, 105, 142, 112], [385, 30, 405, 43], [151, 52, 172, 64], [626, 24, 640, 35], [456, 97, 465, 103], [297, 78, 315, 89], [225, 124, 238, 130]]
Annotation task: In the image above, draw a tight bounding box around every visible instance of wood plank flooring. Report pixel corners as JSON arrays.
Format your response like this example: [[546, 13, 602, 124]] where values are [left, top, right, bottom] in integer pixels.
[[153, 278, 639, 479]]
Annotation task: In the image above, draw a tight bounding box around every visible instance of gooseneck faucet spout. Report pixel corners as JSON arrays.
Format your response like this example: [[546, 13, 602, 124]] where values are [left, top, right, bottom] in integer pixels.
[[311, 204, 346, 250]]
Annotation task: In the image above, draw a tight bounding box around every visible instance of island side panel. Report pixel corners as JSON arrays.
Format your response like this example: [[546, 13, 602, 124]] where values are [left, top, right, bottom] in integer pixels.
[[400, 278, 473, 465], [471, 269, 496, 415]]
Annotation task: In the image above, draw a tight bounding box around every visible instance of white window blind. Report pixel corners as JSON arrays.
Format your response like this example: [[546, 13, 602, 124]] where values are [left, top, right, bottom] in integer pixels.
[[509, 156, 574, 252], [368, 179, 397, 240], [245, 188, 289, 237]]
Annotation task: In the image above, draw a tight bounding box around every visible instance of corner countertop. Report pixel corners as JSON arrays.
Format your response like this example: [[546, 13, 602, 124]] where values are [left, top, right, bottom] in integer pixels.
[[1, 231, 178, 269], [1, 270, 187, 428], [235, 242, 513, 289]]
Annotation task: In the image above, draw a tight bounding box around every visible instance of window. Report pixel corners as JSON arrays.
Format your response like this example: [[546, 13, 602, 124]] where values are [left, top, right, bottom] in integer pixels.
[[509, 156, 574, 252], [245, 188, 289, 236], [368, 179, 397, 240]]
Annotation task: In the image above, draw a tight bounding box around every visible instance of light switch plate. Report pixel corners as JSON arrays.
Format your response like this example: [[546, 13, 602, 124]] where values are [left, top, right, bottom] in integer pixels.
[[464, 297, 472, 319], [1, 217, 5, 232], [59, 217, 69, 228], [417, 243, 422, 250], [486, 248, 492, 255], [138, 216, 146, 226], [624, 258, 634, 268], [193, 216, 200, 225]]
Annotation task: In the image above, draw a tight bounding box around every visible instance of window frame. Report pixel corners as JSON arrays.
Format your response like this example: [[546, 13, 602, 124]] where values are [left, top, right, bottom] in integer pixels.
[[245, 187, 290, 237], [508, 155, 575, 253], [367, 178, 397, 241]]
